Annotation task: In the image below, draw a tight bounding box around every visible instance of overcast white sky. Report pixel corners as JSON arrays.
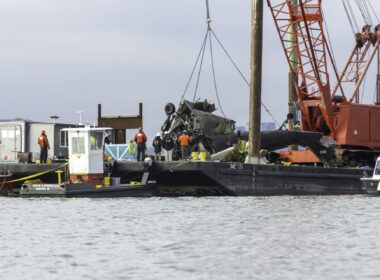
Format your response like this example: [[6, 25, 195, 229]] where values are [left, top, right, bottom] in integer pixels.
[[0, 0, 379, 139]]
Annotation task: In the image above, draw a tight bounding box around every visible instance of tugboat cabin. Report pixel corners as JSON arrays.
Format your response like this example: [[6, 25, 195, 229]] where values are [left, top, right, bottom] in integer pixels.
[[63, 126, 110, 185]]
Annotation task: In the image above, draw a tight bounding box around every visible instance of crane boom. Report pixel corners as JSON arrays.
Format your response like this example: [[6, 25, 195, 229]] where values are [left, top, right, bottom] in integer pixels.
[[267, 0, 335, 135], [267, 0, 380, 166], [332, 25, 380, 103]]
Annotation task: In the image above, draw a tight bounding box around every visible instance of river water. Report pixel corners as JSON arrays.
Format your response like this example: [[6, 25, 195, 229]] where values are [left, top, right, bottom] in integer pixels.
[[1, 195, 380, 280]]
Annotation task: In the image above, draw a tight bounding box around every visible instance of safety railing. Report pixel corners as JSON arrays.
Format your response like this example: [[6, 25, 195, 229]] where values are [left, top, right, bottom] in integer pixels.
[[104, 144, 136, 161]]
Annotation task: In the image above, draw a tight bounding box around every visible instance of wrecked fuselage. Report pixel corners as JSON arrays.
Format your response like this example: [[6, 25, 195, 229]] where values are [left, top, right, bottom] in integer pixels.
[[161, 100, 235, 157], [161, 99, 337, 166]]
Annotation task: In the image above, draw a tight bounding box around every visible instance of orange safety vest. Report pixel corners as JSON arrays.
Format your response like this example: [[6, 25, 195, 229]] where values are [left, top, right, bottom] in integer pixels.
[[38, 135, 50, 149], [178, 134, 191, 146], [134, 132, 147, 144]]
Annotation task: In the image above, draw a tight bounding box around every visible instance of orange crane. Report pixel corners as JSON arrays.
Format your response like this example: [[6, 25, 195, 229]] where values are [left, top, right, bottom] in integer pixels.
[[267, 0, 380, 166]]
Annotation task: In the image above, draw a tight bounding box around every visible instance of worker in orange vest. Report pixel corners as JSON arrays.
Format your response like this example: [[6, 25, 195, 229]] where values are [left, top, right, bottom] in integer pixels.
[[38, 130, 50, 163], [134, 127, 147, 161], [178, 130, 191, 160]]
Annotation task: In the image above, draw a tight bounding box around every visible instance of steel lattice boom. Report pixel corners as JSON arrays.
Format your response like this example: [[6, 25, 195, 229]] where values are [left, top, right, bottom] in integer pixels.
[[267, 0, 334, 134], [267, 0, 380, 154]]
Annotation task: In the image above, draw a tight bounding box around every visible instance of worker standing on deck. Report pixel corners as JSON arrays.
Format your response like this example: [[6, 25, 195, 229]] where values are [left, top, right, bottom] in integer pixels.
[[152, 133, 162, 161], [178, 130, 191, 160], [128, 139, 137, 160], [162, 131, 174, 161], [286, 113, 294, 131], [134, 127, 147, 161], [38, 130, 50, 163]]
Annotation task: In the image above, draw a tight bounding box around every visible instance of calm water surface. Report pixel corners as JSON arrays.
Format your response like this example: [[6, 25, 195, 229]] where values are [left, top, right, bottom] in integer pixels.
[[1, 196, 380, 280]]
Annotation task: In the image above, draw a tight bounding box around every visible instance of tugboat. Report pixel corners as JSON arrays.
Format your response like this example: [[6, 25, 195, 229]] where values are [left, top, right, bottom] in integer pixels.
[[20, 126, 157, 197], [361, 157, 380, 195]]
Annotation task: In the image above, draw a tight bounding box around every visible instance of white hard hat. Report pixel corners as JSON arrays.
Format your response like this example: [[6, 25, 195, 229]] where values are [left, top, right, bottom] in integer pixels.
[[156, 133, 161, 137], [164, 131, 170, 134]]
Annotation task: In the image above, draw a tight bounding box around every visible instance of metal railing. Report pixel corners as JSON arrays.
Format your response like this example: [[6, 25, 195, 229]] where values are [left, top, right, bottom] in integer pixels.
[[104, 144, 135, 161]]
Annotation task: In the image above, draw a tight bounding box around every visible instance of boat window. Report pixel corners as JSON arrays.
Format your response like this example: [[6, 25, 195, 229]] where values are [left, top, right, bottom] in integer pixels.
[[90, 131, 104, 150], [375, 161, 380, 175], [60, 131, 68, 148], [72, 136, 85, 154]]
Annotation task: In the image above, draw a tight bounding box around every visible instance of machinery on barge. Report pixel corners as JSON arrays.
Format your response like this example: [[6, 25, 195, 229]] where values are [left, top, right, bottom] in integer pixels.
[[267, 0, 380, 167], [159, 0, 380, 168], [1, 0, 379, 197]]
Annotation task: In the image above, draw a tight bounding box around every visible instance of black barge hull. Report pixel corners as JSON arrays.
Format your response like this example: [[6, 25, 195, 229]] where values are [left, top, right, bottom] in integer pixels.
[[113, 161, 367, 196], [65, 183, 157, 198], [0, 161, 368, 196]]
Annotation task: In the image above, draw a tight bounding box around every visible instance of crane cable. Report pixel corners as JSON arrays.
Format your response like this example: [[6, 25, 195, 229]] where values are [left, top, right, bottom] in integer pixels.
[[321, 8, 346, 98], [211, 30, 280, 127], [342, 0, 359, 34], [181, 0, 281, 126], [367, 0, 380, 24], [356, 0, 372, 25], [180, 32, 208, 104], [192, 0, 227, 117], [208, 28, 226, 117], [347, 0, 360, 31], [361, 0, 373, 25], [192, 31, 208, 105]]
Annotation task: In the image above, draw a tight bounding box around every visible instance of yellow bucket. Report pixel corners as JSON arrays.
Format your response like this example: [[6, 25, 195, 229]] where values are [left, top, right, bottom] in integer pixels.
[[35, 160, 40, 164], [200, 151, 206, 161], [191, 152, 199, 160], [47, 159, 52, 164], [104, 177, 111, 187]]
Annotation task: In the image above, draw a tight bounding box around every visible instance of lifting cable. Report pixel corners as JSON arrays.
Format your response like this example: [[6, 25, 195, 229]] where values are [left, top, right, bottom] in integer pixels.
[[211, 30, 280, 127], [181, 0, 280, 126], [355, 0, 372, 26], [180, 32, 208, 103], [360, 73, 367, 103], [361, 0, 373, 25], [191, 0, 226, 117], [192, 30, 208, 105], [321, 9, 345, 97], [347, 0, 360, 31], [208, 29, 226, 116], [367, 0, 380, 24], [342, 0, 359, 34]]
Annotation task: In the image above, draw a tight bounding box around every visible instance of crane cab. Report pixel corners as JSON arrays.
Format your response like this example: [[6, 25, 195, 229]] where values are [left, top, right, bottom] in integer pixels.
[[63, 126, 111, 185]]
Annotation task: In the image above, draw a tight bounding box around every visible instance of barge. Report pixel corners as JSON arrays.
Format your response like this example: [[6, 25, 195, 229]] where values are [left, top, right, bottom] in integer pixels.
[[0, 126, 370, 197], [0, 159, 369, 197]]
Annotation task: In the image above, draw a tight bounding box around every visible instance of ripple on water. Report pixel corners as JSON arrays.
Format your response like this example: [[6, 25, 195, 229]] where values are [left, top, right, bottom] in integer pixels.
[[1, 196, 380, 279]]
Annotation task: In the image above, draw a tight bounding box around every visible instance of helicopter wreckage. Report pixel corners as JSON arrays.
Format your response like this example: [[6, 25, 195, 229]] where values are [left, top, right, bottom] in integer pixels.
[[160, 99, 337, 166]]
